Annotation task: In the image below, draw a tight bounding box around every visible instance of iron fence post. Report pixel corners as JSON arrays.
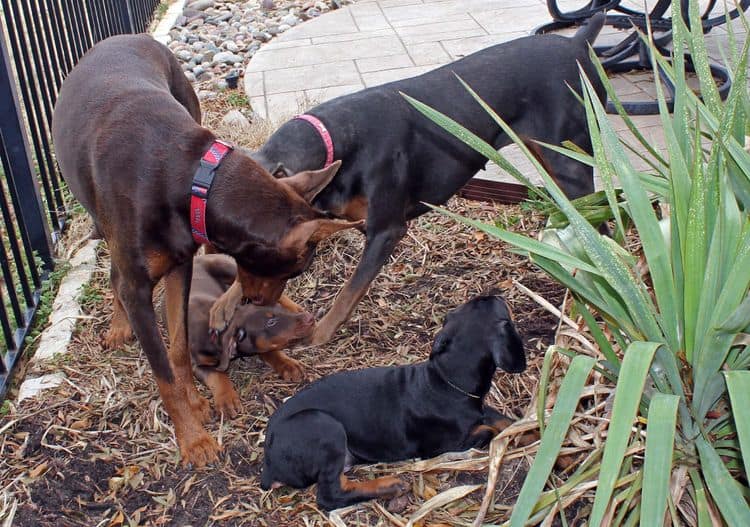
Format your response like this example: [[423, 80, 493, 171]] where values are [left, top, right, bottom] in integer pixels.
[[0, 23, 55, 271]]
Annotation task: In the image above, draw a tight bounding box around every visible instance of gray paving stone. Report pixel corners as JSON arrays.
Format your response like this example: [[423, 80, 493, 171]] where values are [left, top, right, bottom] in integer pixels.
[[356, 54, 414, 73], [353, 14, 391, 31], [473, 6, 550, 34], [261, 38, 312, 49], [394, 18, 483, 38], [244, 70, 264, 97], [276, 9, 358, 40], [400, 27, 488, 46], [406, 41, 451, 66], [311, 28, 393, 44], [440, 33, 525, 59], [263, 60, 361, 93], [389, 13, 473, 28], [361, 65, 435, 87], [305, 83, 366, 104], [250, 35, 406, 72], [349, 2, 383, 16]]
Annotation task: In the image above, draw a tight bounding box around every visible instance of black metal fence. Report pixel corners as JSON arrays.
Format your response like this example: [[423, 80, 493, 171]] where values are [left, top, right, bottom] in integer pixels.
[[0, 0, 162, 395]]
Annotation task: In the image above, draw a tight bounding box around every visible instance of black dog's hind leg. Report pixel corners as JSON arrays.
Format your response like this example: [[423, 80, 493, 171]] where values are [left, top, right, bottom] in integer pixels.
[[312, 224, 407, 345], [262, 410, 405, 510]]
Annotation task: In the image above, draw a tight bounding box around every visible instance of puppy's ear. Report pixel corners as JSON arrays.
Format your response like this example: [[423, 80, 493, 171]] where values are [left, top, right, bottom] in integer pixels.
[[280, 160, 342, 202], [209, 280, 243, 333], [281, 218, 364, 251], [492, 320, 526, 372], [430, 331, 450, 357]]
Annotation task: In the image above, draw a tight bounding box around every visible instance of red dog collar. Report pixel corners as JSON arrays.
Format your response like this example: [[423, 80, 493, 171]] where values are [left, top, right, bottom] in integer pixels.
[[191, 140, 233, 245], [294, 114, 334, 168]]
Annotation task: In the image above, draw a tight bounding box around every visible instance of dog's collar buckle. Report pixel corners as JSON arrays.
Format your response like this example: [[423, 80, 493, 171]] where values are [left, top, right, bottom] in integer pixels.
[[294, 114, 335, 169], [190, 140, 233, 245]]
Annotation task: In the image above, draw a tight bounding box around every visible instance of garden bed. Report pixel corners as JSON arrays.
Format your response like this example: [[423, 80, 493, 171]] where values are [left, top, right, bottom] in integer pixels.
[[0, 91, 568, 526]]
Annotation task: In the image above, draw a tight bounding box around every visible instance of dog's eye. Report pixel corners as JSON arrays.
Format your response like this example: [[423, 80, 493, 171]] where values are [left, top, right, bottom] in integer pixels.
[[265, 317, 278, 328], [236, 328, 246, 341]]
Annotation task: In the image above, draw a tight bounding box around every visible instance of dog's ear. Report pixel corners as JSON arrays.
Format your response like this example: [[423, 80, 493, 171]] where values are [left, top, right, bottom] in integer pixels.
[[491, 320, 526, 372], [209, 280, 243, 333], [281, 218, 364, 251], [280, 160, 342, 202], [430, 331, 450, 357]]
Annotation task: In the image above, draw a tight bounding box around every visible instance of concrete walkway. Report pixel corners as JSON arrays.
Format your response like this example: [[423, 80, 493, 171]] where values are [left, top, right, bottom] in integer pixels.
[[244, 0, 746, 185]]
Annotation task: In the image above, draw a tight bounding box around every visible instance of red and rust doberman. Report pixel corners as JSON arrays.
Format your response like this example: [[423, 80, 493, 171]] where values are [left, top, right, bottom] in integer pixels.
[[52, 34, 361, 466], [185, 254, 314, 417]]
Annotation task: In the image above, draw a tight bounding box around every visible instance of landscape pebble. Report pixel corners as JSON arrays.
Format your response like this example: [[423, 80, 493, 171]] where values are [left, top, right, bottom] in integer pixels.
[[168, 0, 353, 100]]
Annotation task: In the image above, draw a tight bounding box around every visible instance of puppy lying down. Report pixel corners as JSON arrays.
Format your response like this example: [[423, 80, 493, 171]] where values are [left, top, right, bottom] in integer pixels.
[[185, 254, 314, 416], [260, 293, 526, 510]]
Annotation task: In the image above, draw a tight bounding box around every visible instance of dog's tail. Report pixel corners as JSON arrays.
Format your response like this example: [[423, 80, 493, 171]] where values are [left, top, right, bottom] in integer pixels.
[[572, 12, 606, 47]]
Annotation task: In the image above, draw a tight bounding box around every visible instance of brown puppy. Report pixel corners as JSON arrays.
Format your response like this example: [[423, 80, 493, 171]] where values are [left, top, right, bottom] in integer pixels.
[[52, 34, 360, 467], [187, 254, 314, 417]]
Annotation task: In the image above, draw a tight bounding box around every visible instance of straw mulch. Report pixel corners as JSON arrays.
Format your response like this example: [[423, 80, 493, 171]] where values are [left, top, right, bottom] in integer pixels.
[[0, 90, 584, 526]]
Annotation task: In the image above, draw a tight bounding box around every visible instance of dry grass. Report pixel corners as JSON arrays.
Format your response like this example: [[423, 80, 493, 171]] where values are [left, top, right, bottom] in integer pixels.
[[0, 90, 603, 526]]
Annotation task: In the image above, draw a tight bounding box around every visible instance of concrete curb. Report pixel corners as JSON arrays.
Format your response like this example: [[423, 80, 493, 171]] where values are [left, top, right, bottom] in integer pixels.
[[17, 240, 99, 403], [153, 0, 187, 44]]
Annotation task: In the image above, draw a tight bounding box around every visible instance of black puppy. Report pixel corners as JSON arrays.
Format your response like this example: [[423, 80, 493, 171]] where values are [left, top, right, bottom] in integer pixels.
[[223, 14, 607, 345], [260, 293, 525, 510]]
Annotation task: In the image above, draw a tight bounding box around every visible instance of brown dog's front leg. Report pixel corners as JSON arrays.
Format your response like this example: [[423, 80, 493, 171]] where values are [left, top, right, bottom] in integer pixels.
[[116, 267, 219, 467], [312, 226, 406, 345], [164, 261, 212, 424]]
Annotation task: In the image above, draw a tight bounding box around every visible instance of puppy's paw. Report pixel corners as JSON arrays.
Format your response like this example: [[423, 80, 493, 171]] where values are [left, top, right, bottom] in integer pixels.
[[273, 356, 305, 382], [261, 350, 306, 382], [214, 386, 242, 418]]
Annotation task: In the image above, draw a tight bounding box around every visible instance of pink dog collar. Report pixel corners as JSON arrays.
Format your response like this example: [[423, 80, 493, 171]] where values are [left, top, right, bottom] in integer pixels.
[[294, 114, 335, 168]]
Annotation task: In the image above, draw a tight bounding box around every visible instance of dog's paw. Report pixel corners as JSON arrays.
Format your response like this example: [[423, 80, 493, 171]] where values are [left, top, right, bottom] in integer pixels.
[[177, 428, 221, 468], [378, 477, 408, 498], [273, 356, 305, 382], [103, 323, 134, 349], [214, 386, 242, 418]]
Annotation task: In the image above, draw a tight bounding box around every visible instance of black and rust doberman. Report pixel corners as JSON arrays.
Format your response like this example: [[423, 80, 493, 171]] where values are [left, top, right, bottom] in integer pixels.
[[211, 14, 607, 345], [52, 34, 361, 466], [260, 293, 526, 510], [186, 254, 314, 417]]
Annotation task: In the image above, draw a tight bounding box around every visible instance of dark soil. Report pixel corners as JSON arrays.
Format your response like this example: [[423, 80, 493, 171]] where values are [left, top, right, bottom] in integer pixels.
[[2, 199, 564, 525]]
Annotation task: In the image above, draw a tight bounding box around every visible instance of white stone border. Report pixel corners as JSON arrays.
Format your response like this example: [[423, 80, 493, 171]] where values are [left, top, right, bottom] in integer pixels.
[[153, 0, 187, 44], [16, 240, 100, 403]]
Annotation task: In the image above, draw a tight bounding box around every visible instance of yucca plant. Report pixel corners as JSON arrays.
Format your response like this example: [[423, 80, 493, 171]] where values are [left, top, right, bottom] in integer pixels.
[[405, 2, 750, 525]]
